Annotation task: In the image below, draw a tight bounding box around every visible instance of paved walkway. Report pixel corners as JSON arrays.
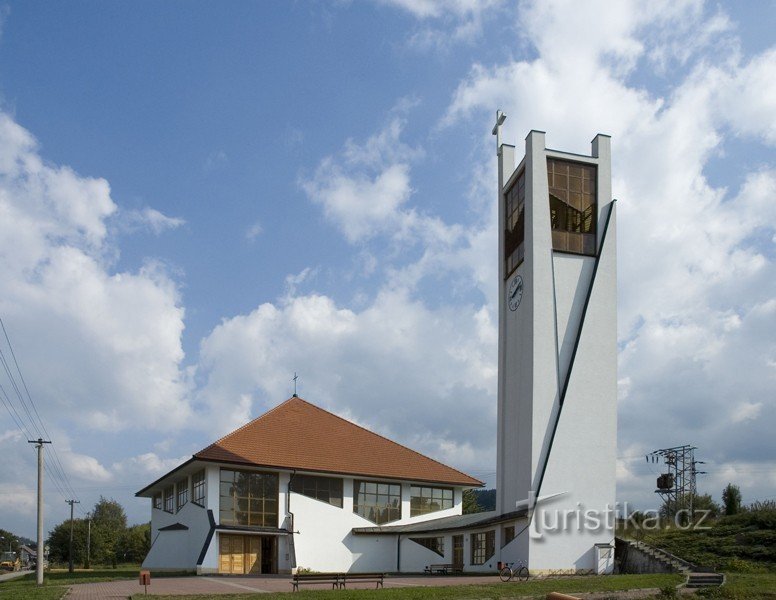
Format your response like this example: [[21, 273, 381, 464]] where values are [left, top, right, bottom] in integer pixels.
[[0, 569, 29, 582], [66, 574, 505, 598]]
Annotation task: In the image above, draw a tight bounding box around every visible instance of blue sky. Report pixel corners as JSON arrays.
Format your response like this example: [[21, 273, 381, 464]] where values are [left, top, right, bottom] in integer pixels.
[[0, 0, 775, 538]]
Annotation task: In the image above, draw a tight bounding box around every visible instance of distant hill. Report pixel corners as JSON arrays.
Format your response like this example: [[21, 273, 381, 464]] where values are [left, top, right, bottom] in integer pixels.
[[473, 488, 496, 512]]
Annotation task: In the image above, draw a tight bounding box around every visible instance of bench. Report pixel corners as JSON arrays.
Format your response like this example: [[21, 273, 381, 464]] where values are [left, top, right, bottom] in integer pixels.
[[291, 573, 340, 591], [340, 572, 384, 589], [424, 563, 456, 575]]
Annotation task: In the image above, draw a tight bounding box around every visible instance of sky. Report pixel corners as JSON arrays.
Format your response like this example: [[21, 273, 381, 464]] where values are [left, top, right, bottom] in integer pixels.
[[0, 0, 774, 538]]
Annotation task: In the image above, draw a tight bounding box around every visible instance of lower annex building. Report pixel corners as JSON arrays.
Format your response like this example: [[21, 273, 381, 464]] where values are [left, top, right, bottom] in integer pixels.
[[136, 396, 488, 574]]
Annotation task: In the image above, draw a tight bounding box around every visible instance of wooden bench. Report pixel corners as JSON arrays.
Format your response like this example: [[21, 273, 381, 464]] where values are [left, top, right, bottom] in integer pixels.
[[424, 563, 455, 575], [340, 572, 384, 589], [291, 573, 340, 591], [292, 572, 385, 591]]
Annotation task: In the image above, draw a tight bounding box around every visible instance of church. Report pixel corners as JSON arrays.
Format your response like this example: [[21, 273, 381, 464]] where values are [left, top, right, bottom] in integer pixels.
[[137, 118, 617, 575]]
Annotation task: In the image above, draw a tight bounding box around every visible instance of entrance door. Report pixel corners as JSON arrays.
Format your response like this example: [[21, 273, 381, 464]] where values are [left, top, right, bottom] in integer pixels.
[[245, 536, 261, 574], [219, 534, 276, 574], [452, 535, 464, 569], [219, 534, 244, 574]]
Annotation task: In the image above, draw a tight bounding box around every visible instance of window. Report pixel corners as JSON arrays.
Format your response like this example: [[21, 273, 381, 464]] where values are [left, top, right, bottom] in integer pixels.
[[219, 469, 279, 527], [290, 474, 343, 508], [410, 486, 453, 516], [353, 480, 401, 525], [409, 537, 444, 557], [176, 478, 188, 512], [192, 469, 206, 506], [502, 525, 515, 547], [471, 530, 495, 565], [163, 485, 175, 513], [547, 158, 597, 255], [504, 169, 525, 278], [153, 493, 162, 510]]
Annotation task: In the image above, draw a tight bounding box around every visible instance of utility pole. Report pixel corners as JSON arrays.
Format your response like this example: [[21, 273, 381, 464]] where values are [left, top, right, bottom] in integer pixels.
[[66, 499, 80, 573], [28, 438, 51, 586]]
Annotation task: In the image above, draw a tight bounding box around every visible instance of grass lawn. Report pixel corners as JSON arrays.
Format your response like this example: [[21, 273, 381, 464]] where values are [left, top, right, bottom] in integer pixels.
[[0, 567, 191, 600], [130, 573, 684, 599], [695, 573, 776, 599]]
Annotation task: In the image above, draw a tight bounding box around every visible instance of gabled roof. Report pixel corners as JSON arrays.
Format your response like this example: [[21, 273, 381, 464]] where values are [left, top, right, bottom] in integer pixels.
[[193, 396, 482, 487]]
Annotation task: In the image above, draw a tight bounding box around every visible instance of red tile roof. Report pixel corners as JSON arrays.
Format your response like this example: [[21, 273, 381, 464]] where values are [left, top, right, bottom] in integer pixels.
[[193, 396, 482, 487]]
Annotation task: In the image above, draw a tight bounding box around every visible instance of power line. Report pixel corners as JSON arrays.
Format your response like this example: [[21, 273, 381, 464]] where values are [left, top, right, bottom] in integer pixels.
[[0, 317, 81, 506]]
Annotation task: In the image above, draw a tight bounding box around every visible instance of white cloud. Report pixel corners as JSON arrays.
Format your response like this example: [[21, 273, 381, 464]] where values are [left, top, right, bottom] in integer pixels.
[[245, 220, 264, 241], [0, 111, 191, 437], [301, 118, 429, 244], [117, 207, 185, 235], [195, 288, 497, 472], [379, 0, 504, 47], [112, 452, 191, 480]]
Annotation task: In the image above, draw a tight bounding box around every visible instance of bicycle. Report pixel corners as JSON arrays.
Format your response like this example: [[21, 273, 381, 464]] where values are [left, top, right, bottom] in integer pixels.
[[499, 560, 529, 582]]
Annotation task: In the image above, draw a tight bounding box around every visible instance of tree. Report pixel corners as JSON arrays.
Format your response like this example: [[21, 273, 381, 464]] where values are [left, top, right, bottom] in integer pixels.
[[47, 519, 88, 565], [0, 529, 20, 554], [91, 497, 128, 567], [116, 523, 151, 564], [722, 483, 742, 516], [462, 489, 483, 514]]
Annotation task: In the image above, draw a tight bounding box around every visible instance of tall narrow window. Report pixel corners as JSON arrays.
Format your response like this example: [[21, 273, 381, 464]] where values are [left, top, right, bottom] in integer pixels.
[[192, 469, 206, 507], [547, 158, 597, 255], [163, 485, 175, 513], [504, 169, 526, 278], [353, 480, 401, 525], [176, 478, 188, 512], [470, 530, 495, 565]]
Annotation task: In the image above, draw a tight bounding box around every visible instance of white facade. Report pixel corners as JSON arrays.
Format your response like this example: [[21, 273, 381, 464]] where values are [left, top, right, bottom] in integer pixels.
[[495, 129, 617, 573], [140, 462, 467, 574]]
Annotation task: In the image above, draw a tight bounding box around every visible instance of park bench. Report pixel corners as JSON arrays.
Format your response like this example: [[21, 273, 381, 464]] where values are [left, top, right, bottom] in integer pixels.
[[291, 573, 340, 591], [424, 563, 457, 575], [340, 572, 384, 589]]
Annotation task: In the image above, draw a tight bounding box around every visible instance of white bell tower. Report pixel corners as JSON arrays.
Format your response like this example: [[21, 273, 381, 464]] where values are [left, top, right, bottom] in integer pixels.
[[494, 117, 617, 573]]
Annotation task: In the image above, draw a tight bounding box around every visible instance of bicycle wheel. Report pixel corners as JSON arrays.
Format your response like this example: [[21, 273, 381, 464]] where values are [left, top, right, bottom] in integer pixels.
[[516, 566, 529, 582], [498, 566, 513, 582]]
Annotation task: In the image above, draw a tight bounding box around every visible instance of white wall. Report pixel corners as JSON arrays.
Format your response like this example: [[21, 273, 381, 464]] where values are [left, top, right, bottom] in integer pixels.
[[143, 498, 212, 572]]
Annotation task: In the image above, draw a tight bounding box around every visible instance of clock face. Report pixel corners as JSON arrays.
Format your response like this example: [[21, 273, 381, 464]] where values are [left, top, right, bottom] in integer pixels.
[[507, 275, 523, 311]]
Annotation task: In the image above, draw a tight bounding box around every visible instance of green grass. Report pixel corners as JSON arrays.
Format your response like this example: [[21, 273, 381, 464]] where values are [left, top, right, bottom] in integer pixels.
[[621, 509, 776, 573], [130, 573, 683, 599], [0, 567, 192, 600], [695, 573, 776, 599]]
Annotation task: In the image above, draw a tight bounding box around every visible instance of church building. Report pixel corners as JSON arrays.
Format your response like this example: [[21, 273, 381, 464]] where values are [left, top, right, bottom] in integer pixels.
[[138, 117, 617, 575]]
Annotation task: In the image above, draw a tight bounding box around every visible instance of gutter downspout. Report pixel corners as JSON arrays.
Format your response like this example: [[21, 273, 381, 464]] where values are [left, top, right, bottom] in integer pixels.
[[396, 534, 401, 572], [287, 469, 296, 533]]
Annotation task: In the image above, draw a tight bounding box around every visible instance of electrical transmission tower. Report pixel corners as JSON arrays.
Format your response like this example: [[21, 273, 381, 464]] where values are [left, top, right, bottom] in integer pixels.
[[647, 445, 706, 519]]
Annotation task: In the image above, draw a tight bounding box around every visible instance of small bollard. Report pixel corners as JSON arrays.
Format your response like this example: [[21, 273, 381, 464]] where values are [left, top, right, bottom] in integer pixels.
[[546, 593, 581, 600], [139, 570, 151, 595]]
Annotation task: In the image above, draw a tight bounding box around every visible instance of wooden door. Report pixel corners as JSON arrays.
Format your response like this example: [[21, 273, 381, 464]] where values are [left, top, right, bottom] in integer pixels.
[[246, 536, 262, 574], [452, 535, 464, 569], [219, 534, 237, 573]]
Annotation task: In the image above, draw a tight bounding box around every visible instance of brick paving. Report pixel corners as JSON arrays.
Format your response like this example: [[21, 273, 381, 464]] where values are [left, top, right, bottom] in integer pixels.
[[66, 574, 505, 598]]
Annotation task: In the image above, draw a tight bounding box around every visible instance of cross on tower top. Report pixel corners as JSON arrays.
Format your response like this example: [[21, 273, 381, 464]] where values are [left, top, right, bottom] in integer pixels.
[[292, 372, 298, 397], [491, 110, 506, 153]]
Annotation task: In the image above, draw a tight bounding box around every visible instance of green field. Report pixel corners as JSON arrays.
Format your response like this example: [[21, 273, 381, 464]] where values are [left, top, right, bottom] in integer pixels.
[[627, 509, 776, 573]]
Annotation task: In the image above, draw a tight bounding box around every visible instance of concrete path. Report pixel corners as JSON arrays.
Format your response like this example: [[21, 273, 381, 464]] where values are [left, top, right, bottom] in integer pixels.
[[0, 569, 30, 582], [66, 574, 505, 598]]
